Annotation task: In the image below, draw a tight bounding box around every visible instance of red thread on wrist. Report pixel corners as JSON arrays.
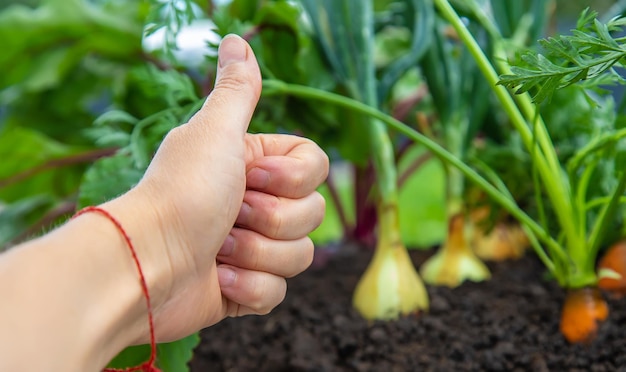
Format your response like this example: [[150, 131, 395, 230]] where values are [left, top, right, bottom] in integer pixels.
[[73, 206, 161, 372]]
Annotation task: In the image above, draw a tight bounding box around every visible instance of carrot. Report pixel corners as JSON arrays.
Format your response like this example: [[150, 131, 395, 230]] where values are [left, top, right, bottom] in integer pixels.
[[559, 287, 608, 344], [597, 240, 626, 298]]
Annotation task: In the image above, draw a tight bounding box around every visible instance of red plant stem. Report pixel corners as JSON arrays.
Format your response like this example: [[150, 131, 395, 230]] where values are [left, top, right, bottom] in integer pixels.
[[73, 207, 160, 372], [351, 163, 377, 247], [324, 169, 351, 238], [398, 151, 432, 189], [202, 69, 216, 97], [395, 139, 414, 165], [207, 0, 216, 17], [242, 25, 263, 42], [140, 51, 172, 71], [0, 147, 118, 189], [391, 85, 428, 122]]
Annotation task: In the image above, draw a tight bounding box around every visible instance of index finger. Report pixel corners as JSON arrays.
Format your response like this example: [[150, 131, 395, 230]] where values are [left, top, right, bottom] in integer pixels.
[[244, 134, 329, 199]]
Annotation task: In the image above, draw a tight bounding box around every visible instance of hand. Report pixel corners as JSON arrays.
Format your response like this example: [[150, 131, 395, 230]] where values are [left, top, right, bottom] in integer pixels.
[[0, 34, 327, 371], [107, 34, 329, 343]]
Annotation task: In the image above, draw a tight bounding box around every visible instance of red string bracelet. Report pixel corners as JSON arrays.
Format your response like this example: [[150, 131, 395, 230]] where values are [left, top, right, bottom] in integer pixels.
[[73, 206, 161, 372]]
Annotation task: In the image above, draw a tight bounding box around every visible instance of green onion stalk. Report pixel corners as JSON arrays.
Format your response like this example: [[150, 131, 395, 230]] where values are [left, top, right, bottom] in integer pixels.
[[356, 79, 430, 319], [295, 0, 429, 319], [354, 114, 430, 319], [414, 19, 490, 287], [419, 118, 491, 286]]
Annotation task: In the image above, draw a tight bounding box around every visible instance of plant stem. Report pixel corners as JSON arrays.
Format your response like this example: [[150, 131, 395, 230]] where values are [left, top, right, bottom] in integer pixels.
[[586, 196, 626, 210], [586, 172, 626, 275], [460, 0, 562, 176], [325, 170, 352, 238], [359, 0, 399, 210], [443, 113, 468, 215], [262, 79, 563, 266], [0, 147, 118, 189], [567, 128, 626, 175], [398, 151, 431, 189]]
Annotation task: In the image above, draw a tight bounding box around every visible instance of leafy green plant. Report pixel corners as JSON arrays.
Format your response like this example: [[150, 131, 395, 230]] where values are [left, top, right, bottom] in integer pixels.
[[499, 7, 626, 104], [440, 2, 626, 291]]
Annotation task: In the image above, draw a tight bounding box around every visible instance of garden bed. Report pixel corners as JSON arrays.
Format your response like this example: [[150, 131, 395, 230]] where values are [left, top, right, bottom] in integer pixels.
[[190, 246, 626, 371]]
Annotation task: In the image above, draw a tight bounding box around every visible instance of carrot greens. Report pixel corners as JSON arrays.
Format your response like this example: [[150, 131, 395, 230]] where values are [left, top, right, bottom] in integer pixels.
[[498, 8, 626, 105]]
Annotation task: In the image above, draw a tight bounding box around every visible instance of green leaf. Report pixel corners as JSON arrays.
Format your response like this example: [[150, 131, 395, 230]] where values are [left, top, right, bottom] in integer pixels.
[[616, 141, 626, 172], [0, 126, 86, 202], [399, 146, 446, 248], [106, 344, 151, 370], [77, 154, 144, 208], [157, 333, 201, 372], [82, 126, 131, 148], [228, 0, 259, 22], [498, 9, 626, 104], [299, 0, 377, 103], [106, 334, 200, 371], [94, 110, 139, 127], [0, 0, 145, 90]]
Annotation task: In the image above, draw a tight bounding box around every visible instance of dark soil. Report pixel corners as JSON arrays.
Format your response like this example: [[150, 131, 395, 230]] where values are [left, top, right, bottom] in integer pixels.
[[190, 246, 626, 371]]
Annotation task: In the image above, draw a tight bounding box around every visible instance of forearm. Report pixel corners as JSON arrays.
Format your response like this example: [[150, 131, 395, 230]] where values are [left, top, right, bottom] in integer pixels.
[[0, 194, 162, 371]]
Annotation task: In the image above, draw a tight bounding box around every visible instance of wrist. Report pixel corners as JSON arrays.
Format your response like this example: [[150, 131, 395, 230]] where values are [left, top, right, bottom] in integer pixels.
[[67, 211, 148, 369], [71, 189, 176, 368], [101, 188, 176, 335]]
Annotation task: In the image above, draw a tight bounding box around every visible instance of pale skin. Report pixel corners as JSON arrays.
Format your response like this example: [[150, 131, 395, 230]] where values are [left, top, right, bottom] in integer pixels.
[[0, 35, 329, 371]]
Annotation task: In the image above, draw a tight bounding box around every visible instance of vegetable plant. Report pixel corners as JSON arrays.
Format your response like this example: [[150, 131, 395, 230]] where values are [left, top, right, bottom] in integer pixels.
[[415, 1, 492, 286], [481, 5, 626, 342], [418, 0, 557, 285], [262, 1, 626, 343], [423, 2, 626, 342], [295, 0, 430, 319]]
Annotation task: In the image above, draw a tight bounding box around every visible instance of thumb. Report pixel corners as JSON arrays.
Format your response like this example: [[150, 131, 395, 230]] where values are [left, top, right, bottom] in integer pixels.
[[189, 34, 262, 136]]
